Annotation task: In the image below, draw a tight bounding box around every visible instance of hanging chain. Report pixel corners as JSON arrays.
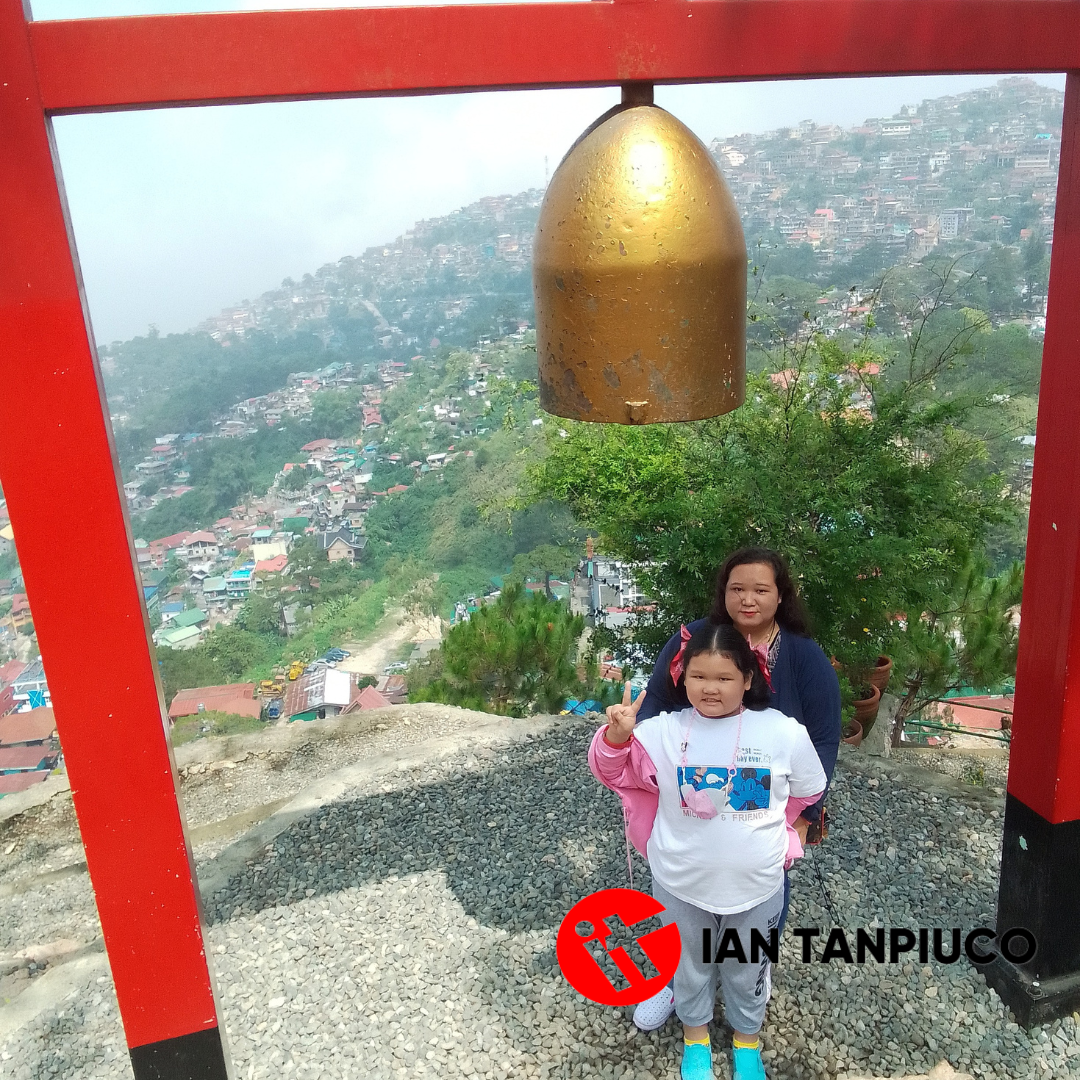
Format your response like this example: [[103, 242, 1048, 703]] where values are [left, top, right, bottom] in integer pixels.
[[807, 845, 841, 926]]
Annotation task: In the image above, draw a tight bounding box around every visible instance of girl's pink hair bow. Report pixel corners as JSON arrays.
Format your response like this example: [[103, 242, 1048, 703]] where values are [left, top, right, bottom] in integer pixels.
[[748, 635, 775, 692], [668, 624, 693, 684]]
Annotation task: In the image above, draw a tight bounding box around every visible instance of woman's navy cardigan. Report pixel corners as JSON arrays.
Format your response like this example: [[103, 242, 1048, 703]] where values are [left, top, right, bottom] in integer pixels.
[[636, 619, 842, 822]]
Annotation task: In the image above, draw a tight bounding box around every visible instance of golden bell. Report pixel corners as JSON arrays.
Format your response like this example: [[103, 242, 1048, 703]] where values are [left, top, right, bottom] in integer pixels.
[[533, 90, 746, 425]]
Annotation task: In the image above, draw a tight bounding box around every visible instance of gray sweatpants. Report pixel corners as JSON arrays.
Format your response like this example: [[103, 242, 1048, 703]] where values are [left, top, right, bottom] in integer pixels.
[[652, 877, 784, 1033]]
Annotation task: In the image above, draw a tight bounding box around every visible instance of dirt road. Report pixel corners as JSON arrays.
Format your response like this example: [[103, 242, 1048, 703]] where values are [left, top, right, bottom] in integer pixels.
[[337, 610, 441, 676]]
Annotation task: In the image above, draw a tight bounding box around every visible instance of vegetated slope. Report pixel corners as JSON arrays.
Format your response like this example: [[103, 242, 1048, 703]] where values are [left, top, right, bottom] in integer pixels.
[[103, 191, 542, 464], [106, 78, 1065, 465]]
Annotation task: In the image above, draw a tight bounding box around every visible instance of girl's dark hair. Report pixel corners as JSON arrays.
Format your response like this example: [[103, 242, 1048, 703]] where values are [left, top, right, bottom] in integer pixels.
[[708, 546, 811, 635], [675, 623, 772, 710]]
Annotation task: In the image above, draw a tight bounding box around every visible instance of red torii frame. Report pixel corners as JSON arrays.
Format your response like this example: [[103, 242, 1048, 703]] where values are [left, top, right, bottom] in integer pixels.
[[2, 1, 1080, 1075]]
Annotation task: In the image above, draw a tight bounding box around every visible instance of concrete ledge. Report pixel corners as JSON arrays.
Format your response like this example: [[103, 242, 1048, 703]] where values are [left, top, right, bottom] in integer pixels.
[[0, 774, 70, 824], [175, 701, 495, 768], [0, 704, 502, 825], [846, 1062, 974, 1080], [837, 743, 1006, 813], [0, 712, 571, 1042]]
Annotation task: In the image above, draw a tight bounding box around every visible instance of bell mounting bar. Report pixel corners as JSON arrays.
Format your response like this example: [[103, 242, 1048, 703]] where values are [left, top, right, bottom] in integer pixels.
[[29, 0, 1080, 115]]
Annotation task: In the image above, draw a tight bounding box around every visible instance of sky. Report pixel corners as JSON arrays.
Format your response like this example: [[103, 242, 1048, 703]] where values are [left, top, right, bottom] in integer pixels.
[[35, 2, 1066, 344]]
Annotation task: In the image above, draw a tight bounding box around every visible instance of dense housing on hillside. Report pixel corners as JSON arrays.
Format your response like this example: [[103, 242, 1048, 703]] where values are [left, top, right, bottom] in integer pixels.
[[183, 78, 1060, 352]]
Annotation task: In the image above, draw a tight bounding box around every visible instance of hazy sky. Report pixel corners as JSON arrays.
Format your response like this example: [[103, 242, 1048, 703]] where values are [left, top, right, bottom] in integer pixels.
[[35, 2, 1065, 344]]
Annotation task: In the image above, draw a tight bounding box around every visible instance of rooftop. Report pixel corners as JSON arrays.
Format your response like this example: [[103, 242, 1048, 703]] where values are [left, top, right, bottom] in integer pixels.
[[12, 659, 45, 687], [168, 683, 261, 720], [169, 608, 208, 629], [157, 624, 203, 650], [0, 707, 56, 746], [0, 769, 49, 796], [0, 744, 57, 770]]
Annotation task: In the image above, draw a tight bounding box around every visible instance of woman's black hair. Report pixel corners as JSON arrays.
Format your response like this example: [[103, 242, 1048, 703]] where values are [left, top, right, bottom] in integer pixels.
[[674, 623, 772, 710], [708, 546, 811, 635]]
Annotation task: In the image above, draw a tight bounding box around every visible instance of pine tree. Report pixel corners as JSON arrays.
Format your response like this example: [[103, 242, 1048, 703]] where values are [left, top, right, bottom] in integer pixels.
[[888, 559, 1023, 746], [412, 583, 584, 716]]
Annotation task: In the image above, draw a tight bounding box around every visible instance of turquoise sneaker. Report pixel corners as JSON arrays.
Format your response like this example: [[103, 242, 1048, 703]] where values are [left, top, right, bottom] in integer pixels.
[[732, 1044, 766, 1080], [680, 1041, 714, 1080]]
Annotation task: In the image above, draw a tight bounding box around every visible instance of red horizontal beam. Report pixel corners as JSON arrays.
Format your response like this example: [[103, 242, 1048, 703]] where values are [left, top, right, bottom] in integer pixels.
[[29, 1, 1080, 115]]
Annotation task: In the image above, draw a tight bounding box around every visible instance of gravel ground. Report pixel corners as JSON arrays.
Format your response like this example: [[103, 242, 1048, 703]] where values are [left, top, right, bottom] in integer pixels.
[[3, 718, 1080, 1080], [0, 790, 99, 957], [0, 706, 497, 957]]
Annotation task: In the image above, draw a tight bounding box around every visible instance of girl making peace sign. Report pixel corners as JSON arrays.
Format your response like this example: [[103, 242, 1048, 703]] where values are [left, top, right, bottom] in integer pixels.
[[588, 623, 826, 1080]]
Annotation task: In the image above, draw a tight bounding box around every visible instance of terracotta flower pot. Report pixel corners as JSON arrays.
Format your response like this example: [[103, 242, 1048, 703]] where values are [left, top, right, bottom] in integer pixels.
[[853, 683, 881, 736], [867, 655, 893, 693], [842, 718, 864, 746]]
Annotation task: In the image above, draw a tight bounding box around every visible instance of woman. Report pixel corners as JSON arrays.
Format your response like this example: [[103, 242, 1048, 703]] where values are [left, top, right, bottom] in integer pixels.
[[631, 546, 841, 1033]]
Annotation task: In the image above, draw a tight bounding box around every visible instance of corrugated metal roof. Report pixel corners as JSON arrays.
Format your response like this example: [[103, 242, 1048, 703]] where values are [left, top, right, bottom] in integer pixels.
[[170, 608, 208, 629], [0, 770, 49, 795], [157, 624, 202, 649], [0, 707, 56, 746], [0, 745, 57, 771], [169, 683, 260, 719], [0, 660, 27, 686], [285, 667, 353, 718]]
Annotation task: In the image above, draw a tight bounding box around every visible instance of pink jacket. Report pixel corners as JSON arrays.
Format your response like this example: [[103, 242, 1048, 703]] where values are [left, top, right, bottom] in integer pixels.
[[588, 726, 823, 869]]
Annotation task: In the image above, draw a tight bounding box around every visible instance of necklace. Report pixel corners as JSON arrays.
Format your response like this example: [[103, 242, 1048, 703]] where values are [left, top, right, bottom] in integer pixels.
[[679, 707, 745, 772], [679, 706, 744, 819], [748, 621, 779, 649]]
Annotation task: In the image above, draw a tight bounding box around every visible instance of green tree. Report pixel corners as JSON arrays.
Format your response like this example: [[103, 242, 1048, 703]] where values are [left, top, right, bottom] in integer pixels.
[[530, 324, 1015, 680], [959, 245, 1024, 317], [156, 647, 228, 703], [1022, 228, 1050, 311], [201, 625, 275, 679], [236, 594, 282, 636], [505, 543, 580, 598], [444, 349, 473, 388], [411, 584, 584, 715], [310, 390, 359, 439], [888, 559, 1023, 746], [279, 466, 309, 492]]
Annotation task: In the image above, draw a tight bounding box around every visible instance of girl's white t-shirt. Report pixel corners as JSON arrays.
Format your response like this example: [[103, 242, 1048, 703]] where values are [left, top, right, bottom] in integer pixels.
[[633, 706, 826, 915]]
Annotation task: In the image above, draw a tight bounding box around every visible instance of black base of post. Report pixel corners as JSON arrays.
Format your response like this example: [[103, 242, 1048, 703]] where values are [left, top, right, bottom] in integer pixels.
[[982, 952, 1080, 1028], [990, 793, 1080, 1026], [129, 1027, 229, 1080]]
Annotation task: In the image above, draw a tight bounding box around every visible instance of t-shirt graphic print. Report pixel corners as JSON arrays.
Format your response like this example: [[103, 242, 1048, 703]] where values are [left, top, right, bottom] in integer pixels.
[[634, 706, 827, 914], [678, 765, 772, 816]]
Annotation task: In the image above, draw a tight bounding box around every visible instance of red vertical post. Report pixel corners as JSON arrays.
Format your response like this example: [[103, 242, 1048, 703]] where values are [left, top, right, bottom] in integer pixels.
[[985, 70, 1080, 1026], [0, 3, 230, 1076]]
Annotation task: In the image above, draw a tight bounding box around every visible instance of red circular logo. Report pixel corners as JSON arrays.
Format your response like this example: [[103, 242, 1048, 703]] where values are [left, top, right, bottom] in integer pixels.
[[556, 888, 682, 1006]]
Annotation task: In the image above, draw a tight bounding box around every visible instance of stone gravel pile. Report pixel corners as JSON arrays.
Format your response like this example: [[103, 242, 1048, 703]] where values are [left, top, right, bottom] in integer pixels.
[[3, 717, 1080, 1080]]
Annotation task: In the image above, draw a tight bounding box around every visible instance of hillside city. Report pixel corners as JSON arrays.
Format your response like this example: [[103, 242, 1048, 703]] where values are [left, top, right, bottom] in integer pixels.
[[0, 76, 1054, 790], [180, 76, 1060, 350]]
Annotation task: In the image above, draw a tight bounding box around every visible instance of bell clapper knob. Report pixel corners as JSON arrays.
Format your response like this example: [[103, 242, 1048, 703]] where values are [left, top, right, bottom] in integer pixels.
[[625, 401, 650, 424], [621, 82, 654, 106]]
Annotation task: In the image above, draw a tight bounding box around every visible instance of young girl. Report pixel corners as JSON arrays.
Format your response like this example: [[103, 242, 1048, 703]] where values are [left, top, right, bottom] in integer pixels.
[[589, 624, 826, 1080]]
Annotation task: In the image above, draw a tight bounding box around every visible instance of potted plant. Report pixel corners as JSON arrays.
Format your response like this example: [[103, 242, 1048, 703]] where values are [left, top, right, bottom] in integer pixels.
[[837, 677, 863, 746], [832, 635, 887, 736], [842, 717, 864, 746], [867, 654, 893, 693]]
